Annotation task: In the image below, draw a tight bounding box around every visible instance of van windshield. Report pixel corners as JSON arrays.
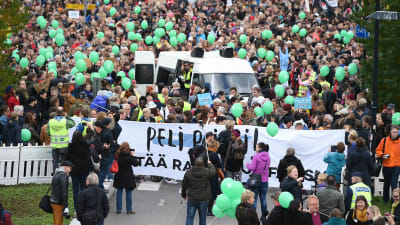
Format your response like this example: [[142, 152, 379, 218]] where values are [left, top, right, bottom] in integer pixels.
[[202, 73, 258, 94]]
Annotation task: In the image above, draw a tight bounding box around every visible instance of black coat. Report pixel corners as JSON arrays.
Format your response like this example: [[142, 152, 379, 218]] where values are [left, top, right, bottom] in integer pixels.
[[113, 152, 138, 190], [280, 177, 302, 201], [266, 206, 285, 225], [208, 151, 221, 199], [394, 203, 400, 225], [77, 185, 109, 225], [283, 208, 313, 225], [277, 155, 305, 182], [217, 130, 232, 159], [235, 202, 260, 225], [94, 127, 114, 157], [346, 147, 374, 187], [345, 209, 370, 225], [1, 119, 21, 146], [67, 140, 93, 177]]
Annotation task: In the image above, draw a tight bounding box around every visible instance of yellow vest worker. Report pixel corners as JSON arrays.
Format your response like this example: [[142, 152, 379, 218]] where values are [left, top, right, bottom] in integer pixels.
[[349, 182, 372, 208]]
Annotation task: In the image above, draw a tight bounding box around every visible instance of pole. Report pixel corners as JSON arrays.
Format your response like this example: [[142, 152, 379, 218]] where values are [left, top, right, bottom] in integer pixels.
[[371, 0, 379, 140]]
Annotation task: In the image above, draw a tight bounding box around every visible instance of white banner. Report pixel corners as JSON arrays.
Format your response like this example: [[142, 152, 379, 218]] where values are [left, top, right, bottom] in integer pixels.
[[68, 10, 79, 19]]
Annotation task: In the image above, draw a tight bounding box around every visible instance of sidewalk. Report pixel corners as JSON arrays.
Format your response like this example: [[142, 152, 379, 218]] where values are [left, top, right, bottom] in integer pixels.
[[69, 181, 115, 225]]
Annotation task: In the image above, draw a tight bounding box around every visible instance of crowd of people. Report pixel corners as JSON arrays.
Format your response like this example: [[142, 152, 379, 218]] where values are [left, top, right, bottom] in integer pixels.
[[1, 0, 400, 224]]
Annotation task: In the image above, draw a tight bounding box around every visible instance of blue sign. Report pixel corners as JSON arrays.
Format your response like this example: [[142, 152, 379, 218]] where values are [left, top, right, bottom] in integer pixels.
[[294, 97, 312, 109], [355, 24, 370, 39], [197, 93, 213, 106]]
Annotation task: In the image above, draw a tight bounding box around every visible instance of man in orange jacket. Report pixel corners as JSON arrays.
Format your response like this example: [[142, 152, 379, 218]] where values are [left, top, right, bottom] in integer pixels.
[[376, 125, 400, 202]]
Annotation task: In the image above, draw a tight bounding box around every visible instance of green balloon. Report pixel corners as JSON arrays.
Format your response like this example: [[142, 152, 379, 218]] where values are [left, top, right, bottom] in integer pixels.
[[12, 49, 19, 55], [299, 28, 307, 37], [45, 51, 53, 61], [334, 33, 341, 41], [145, 36, 153, 45], [117, 71, 125, 77], [257, 48, 266, 58], [267, 122, 279, 137], [335, 67, 345, 81], [262, 30, 273, 39], [112, 45, 120, 55], [347, 31, 354, 39], [299, 12, 306, 19], [49, 69, 57, 77], [155, 28, 163, 38], [134, 33, 142, 41], [128, 31, 135, 40], [230, 198, 241, 212], [152, 36, 160, 45], [13, 54, 20, 62], [292, 25, 300, 33], [39, 48, 47, 56], [158, 19, 166, 28], [266, 51, 275, 61], [284, 96, 295, 105], [279, 192, 294, 208], [227, 42, 235, 49], [97, 32, 105, 39], [320, 65, 330, 77], [231, 103, 243, 118], [99, 67, 107, 78], [76, 59, 87, 72], [262, 101, 273, 114], [239, 34, 247, 44], [130, 43, 138, 53], [212, 205, 226, 218], [238, 48, 246, 59], [226, 207, 236, 218], [221, 178, 234, 195], [55, 34, 65, 46], [91, 72, 101, 82], [36, 16, 45, 24], [126, 22, 135, 31], [216, 194, 231, 210], [226, 181, 243, 199], [169, 30, 177, 38], [110, 7, 117, 16], [348, 63, 357, 75], [21, 128, 31, 141], [56, 28, 63, 35], [71, 67, 78, 75], [89, 51, 99, 63], [340, 30, 347, 37], [279, 71, 289, 84], [392, 112, 400, 126], [170, 37, 178, 47], [48, 62, 57, 70], [274, 84, 285, 97], [134, 6, 141, 14], [74, 51, 84, 61], [177, 33, 186, 43], [36, 55, 45, 66], [254, 107, 264, 117], [75, 73, 85, 85], [207, 33, 215, 45], [141, 20, 148, 29], [104, 0, 110, 4], [343, 36, 350, 44], [49, 29, 57, 38], [129, 69, 135, 80], [104, 60, 114, 73], [121, 77, 131, 90], [165, 21, 173, 31], [52, 20, 59, 28], [20, 57, 29, 68], [47, 47, 54, 54], [38, 19, 47, 29]]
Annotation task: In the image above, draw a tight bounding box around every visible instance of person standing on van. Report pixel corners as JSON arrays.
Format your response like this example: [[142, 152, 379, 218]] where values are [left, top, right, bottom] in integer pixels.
[[181, 62, 192, 97]]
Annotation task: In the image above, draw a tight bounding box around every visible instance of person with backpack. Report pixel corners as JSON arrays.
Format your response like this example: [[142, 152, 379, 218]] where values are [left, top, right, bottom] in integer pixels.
[[224, 129, 245, 181], [76, 173, 109, 225], [0, 203, 13, 225]]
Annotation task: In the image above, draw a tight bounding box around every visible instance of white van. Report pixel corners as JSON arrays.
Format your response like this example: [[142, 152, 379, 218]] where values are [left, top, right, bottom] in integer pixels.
[[134, 51, 156, 94]]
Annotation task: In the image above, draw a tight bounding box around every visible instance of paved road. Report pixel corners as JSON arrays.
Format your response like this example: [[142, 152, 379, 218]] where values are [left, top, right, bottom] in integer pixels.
[[103, 180, 276, 225]]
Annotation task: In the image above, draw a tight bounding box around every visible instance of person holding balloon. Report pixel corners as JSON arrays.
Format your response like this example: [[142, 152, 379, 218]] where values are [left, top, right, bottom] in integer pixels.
[[235, 190, 260, 225], [246, 142, 271, 219]]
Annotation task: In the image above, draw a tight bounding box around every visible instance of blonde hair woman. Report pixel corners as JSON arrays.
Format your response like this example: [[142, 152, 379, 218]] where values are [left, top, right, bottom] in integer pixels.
[[236, 190, 260, 225]]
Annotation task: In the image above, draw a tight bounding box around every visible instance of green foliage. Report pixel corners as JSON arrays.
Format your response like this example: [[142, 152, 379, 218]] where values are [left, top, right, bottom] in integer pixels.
[[372, 196, 392, 214], [0, 0, 29, 93], [0, 183, 74, 225], [351, 1, 400, 107]]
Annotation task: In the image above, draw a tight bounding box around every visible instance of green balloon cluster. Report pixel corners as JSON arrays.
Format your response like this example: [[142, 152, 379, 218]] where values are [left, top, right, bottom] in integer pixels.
[[392, 112, 400, 126], [75, 51, 85, 61], [279, 192, 294, 208], [267, 122, 279, 137], [231, 103, 243, 118], [21, 128, 31, 141], [262, 30, 273, 39], [91, 72, 101, 82], [117, 71, 125, 77], [262, 101, 273, 114], [213, 178, 244, 218], [279, 71, 289, 84], [99, 67, 107, 78], [71, 67, 78, 75], [154, 36, 161, 44], [274, 84, 285, 97], [320, 65, 330, 77], [334, 33, 341, 41], [335, 67, 345, 81], [48, 62, 57, 70]]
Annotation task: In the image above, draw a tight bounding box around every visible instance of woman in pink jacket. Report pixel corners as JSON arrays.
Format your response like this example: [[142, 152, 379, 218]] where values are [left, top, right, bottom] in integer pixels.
[[246, 142, 271, 219]]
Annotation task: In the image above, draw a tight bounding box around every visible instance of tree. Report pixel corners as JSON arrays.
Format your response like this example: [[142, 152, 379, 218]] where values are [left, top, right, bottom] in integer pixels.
[[0, 0, 29, 93], [351, 0, 400, 108]]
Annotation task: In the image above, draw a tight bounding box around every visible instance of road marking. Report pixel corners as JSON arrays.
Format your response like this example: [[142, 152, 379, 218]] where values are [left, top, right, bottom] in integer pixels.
[[137, 180, 162, 191]]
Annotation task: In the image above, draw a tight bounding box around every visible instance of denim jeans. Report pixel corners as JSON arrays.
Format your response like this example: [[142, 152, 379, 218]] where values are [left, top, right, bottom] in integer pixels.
[[95, 223, 103, 225], [391, 167, 400, 190], [116, 188, 133, 212], [52, 148, 67, 173], [250, 181, 268, 213], [98, 156, 113, 188], [186, 200, 207, 225], [71, 175, 87, 210]]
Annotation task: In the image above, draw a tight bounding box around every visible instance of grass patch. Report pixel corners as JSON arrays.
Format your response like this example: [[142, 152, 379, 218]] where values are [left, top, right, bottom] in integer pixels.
[[0, 183, 74, 225], [372, 196, 392, 214]]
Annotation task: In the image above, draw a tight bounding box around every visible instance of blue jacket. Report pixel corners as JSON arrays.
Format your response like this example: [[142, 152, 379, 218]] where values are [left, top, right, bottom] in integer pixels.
[[324, 152, 346, 183], [322, 217, 347, 225], [90, 95, 108, 112], [1, 119, 21, 146]]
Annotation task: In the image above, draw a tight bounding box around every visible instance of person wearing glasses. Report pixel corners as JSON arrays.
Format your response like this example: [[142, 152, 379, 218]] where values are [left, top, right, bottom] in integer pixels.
[[391, 188, 400, 223]]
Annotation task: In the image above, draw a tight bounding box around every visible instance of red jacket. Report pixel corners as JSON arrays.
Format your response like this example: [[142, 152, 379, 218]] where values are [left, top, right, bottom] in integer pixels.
[[1, 210, 13, 225], [6, 96, 19, 112]]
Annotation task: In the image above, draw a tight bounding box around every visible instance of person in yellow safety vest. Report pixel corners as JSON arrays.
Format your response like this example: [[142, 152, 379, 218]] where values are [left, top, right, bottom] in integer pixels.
[[345, 172, 372, 211], [182, 63, 192, 89], [76, 108, 93, 137], [297, 73, 312, 97], [131, 96, 146, 121], [47, 106, 76, 173]]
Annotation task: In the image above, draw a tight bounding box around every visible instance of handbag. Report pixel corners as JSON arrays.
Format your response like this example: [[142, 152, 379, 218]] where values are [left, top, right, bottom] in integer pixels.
[[81, 189, 101, 225], [110, 155, 119, 173], [247, 160, 267, 189], [374, 137, 387, 177], [39, 185, 52, 213]]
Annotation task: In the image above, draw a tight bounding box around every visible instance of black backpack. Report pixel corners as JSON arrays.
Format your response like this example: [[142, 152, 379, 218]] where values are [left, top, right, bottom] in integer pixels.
[[188, 145, 207, 166]]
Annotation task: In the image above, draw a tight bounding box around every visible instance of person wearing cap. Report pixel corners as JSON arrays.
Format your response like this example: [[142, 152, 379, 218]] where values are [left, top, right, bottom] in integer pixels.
[[94, 119, 114, 189], [47, 106, 76, 173], [344, 172, 371, 211], [50, 160, 73, 225], [387, 104, 396, 114]]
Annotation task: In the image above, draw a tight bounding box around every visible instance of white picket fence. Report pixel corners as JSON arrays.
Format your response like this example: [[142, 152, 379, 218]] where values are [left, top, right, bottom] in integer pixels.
[[0, 144, 53, 185]]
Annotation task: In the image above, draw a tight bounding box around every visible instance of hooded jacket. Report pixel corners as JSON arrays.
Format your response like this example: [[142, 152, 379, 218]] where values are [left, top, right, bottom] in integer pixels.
[[181, 163, 216, 202], [324, 152, 346, 183], [246, 151, 271, 182]]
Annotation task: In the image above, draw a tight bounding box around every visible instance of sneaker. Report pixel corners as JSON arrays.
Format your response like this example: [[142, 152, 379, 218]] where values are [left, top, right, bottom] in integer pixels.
[[207, 212, 214, 216], [127, 211, 136, 214]]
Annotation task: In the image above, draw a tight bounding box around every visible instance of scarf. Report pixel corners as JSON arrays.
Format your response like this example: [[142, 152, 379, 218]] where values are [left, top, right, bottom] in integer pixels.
[[353, 208, 368, 223], [392, 201, 399, 215]]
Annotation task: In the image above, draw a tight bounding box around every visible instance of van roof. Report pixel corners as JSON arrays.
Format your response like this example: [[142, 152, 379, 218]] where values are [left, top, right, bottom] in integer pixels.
[[158, 51, 254, 74]]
